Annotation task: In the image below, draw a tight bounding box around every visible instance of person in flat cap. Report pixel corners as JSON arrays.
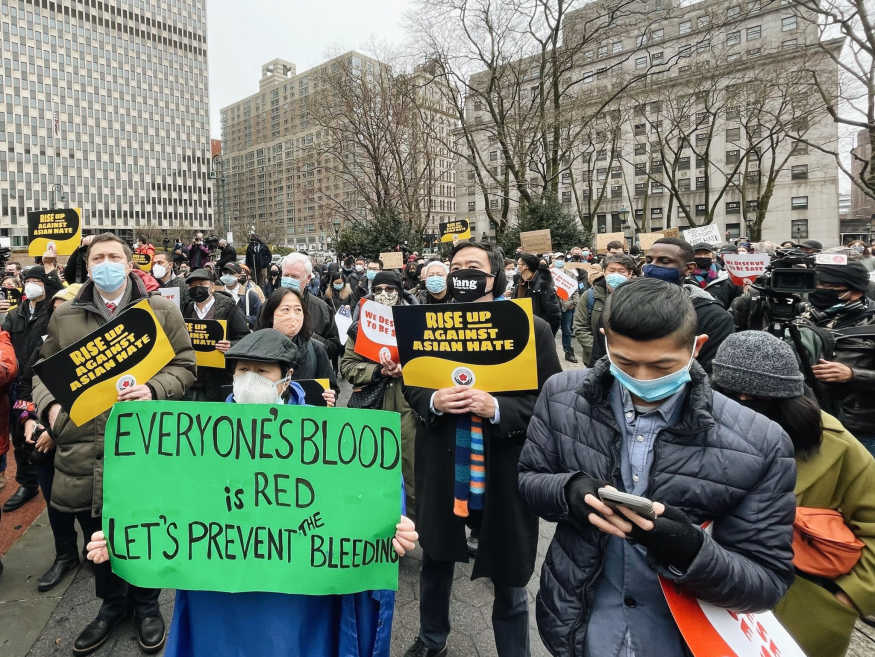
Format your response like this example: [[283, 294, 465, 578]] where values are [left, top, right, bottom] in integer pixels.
[[688, 242, 720, 289], [84, 326, 419, 656], [799, 239, 823, 255], [807, 261, 875, 455], [712, 331, 875, 657]]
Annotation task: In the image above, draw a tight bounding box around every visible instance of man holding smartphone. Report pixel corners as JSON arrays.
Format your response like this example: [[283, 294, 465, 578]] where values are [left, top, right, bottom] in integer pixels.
[[519, 277, 797, 657]]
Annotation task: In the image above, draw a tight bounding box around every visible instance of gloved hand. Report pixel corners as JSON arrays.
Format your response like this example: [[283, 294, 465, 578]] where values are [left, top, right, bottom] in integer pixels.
[[564, 474, 611, 527], [629, 504, 704, 572]]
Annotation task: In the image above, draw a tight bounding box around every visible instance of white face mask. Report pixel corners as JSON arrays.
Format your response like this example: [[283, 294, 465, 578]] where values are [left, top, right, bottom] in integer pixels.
[[24, 282, 44, 300], [233, 371, 285, 404], [151, 264, 167, 280]]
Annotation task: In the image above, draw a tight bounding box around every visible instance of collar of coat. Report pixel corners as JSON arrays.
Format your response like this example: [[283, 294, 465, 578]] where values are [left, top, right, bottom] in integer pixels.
[[72, 274, 147, 315], [579, 355, 716, 439]]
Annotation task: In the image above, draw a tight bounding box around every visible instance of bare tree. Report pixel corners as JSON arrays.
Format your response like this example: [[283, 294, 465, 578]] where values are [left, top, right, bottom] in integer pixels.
[[793, 0, 872, 199]]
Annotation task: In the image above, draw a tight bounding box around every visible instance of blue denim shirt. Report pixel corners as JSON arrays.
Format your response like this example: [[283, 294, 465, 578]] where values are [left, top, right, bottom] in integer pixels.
[[583, 381, 689, 657]]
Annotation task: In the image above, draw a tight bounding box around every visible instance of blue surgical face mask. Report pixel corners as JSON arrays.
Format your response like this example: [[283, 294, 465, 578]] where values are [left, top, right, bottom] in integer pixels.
[[91, 261, 127, 293], [281, 276, 301, 292], [425, 275, 446, 294], [605, 273, 628, 289], [366, 270, 378, 281], [554, 260, 565, 269], [643, 263, 683, 285], [333, 282, 344, 291], [607, 339, 696, 403], [220, 274, 237, 287]]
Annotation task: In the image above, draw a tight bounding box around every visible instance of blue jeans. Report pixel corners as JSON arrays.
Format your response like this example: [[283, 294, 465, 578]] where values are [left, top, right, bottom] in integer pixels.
[[561, 309, 574, 353]]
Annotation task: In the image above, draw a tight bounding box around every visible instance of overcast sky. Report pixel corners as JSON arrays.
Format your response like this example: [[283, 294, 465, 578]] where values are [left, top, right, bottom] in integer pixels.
[[206, 0, 411, 137]]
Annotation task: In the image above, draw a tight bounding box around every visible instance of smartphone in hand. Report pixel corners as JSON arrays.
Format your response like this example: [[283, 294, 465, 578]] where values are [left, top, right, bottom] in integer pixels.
[[597, 487, 657, 520]]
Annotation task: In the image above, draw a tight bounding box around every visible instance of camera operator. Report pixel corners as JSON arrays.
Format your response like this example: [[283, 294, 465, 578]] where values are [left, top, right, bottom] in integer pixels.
[[808, 262, 875, 456]]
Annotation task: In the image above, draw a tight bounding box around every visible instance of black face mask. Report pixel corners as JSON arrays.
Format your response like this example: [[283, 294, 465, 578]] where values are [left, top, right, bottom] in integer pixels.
[[189, 286, 210, 303], [694, 258, 713, 271], [808, 288, 846, 311], [448, 269, 493, 303]]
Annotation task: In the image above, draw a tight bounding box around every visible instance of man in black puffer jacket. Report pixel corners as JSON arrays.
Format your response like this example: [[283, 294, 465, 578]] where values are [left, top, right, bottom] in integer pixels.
[[519, 278, 796, 657]]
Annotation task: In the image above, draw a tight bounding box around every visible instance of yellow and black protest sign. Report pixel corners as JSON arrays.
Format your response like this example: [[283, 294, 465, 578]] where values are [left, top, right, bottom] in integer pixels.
[[28, 208, 82, 256], [391, 298, 537, 392], [133, 253, 152, 272], [185, 319, 227, 369], [33, 299, 176, 426], [296, 378, 331, 406], [439, 219, 471, 243]]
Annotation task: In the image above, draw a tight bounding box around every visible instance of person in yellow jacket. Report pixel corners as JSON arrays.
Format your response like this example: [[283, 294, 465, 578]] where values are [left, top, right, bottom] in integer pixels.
[[711, 330, 875, 657]]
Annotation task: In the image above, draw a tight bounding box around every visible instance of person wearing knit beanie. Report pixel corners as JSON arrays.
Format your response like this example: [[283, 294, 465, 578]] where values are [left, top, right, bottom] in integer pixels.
[[815, 262, 870, 293], [372, 270, 402, 291], [711, 331, 804, 399]]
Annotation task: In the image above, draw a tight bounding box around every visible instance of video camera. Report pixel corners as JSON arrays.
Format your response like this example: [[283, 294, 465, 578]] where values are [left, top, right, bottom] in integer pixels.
[[204, 234, 220, 251], [757, 248, 818, 296]]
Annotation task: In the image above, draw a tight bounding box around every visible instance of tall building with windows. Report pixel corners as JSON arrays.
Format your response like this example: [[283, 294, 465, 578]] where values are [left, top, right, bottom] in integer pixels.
[[0, 0, 212, 247], [457, 0, 841, 246], [220, 53, 456, 250]]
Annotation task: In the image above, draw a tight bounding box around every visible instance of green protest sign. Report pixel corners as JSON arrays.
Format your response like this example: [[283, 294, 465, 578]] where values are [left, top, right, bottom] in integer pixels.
[[102, 401, 402, 595]]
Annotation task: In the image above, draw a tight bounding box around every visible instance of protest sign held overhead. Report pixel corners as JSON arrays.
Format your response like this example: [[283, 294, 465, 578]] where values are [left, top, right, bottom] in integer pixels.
[[334, 304, 353, 340], [392, 298, 538, 392], [638, 232, 666, 251], [28, 208, 82, 256], [33, 299, 176, 426], [596, 232, 625, 253], [550, 267, 578, 301], [133, 252, 153, 272], [102, 401, 401, 595], [186, 319, 227, 369], [354, 299, 399, 363], [682, 224, 722, 246], [379, 251, 404, 270], [520, 229, 552, 254], [723, 254, 771, 287], [296, 378, 331, 406], [439, 219, 471, 243]]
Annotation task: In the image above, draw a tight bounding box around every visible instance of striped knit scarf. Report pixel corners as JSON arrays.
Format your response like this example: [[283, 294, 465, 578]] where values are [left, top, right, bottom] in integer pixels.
[[453, 414, 485, 517]]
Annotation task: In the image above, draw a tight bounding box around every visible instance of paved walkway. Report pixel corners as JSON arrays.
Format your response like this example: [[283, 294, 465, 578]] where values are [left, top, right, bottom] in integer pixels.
[[3, 334, 875, 655]]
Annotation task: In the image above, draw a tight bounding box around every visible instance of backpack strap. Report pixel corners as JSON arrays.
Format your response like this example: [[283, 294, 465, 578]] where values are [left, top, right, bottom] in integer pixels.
[[586, 288, 596, 314]]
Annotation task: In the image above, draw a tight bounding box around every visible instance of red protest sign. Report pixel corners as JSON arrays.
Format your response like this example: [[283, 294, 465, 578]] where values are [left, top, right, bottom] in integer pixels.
[[354, 298, 399, 363], [723, 254, 770, 287], [550, 267, 578, 301], [660, 577, 805, 657]]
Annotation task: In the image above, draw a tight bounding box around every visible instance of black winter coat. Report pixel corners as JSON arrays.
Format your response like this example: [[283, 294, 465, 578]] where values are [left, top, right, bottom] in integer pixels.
[[182, 291, 250, 400], [291, 333, 338, 391], [403, 315, 561, 586], [683, 283, 734, 373], [217, 244, 237, 270], [303, 291, 342, 360], [64, 246, 89, 283], [518, 360, 796, 657], [815, 299, 875, 436], [514, 269, 561, 334]]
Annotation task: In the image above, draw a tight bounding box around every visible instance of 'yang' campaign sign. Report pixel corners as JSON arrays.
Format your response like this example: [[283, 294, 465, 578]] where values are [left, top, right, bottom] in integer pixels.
[[102, 402, 401, 595], [28, 208, 82, 256], [392, 298, 538, 392], [439, 219, 471, 243], [296, 378, 331, 406], [354, 299, 399, 363], [186, 319, 227, 369], [133, 252, 152, 272], [33, 299, 176, 426]]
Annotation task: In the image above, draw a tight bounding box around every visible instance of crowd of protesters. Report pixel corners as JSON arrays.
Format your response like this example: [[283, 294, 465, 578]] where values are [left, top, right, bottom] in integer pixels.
[[0, 228, 873, 657]]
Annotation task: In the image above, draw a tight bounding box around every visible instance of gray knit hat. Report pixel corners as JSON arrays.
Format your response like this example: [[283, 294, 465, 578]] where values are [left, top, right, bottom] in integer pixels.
[[711, 331, 804, 399]]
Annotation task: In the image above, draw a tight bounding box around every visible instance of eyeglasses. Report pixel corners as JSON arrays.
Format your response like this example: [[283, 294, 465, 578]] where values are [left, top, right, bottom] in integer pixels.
[[373, 285, 396, 294]]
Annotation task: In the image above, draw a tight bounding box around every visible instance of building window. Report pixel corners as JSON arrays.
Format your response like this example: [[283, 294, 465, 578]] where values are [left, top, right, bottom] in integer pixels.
[[613, 41, 623, 54], [728, 6, 741, 18], [635, 143, 647, 155], [651, 182, 664, 194], [679, 20, 691, 35], [489, 198, 499, 209], [635, 162, 647, 175], [489, 151, 498, 161], [696, 176, 707, 190], [597, 149, 607, 161], [679, 178, 691, 191], [792, 141, 808, 155], [696, 132, 708, 145], [746, 200, 760, 212], [791, 219, 808, 240], [726, 31, 741, 46], [791, 164, 808, 180], [791, 196, 808, 209], [467, 201, 475, 212], [561, 172, 571, 183], [748, 47, 762, 57], [651, 51, 664, 64], [782, 15, 797, 32], [650, 158, 663, 173], [634, 182, 646, 196], [726, 201, 741, 214], [782, 38, 798, 49], [597, 168, 608, 180], [695, 203, 707, 216], [634, 124, 647, 136], [726, 222, 741, 239], [696, 155, 707, 168], [652, 207, 664, 219], [611, 185, 623, 199], [679, 156, 691, 170], [561, 191, 572, 204], [726, 150, 740, 164], [612, 166, 623, 179], [652, 28, 664, 41], [746, 25, 761, 40], [698, 16, 709, 28], [726, 127, 741, 141]]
